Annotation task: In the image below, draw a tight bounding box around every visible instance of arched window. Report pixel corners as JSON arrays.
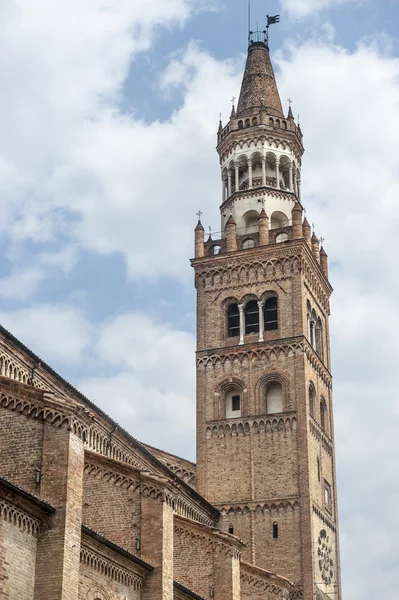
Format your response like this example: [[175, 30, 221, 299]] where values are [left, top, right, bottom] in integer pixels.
[[316, 317, 323, 358], [264, 297, 278, 331], [276, 233, 288, 243], [210, 244, 222, 256], [245, 300, 259, 334], [225, 388, 242, 418], [228, 525, 234, 534], [273, 522, 278, 538], [266, 382, 283, 414], [227, 303, 240, 338], [252, 117, 258, 126], [309, 384, 315, 418], [269, 117, 274, 126], [270, 211, 288, 229], [317, 456, 321, 482], [320, 398, 327, 432], [245, 118, 250, 128], [238, 120, 243, 129], [276, 119, 280, 128], [242, 238, 255, 250]]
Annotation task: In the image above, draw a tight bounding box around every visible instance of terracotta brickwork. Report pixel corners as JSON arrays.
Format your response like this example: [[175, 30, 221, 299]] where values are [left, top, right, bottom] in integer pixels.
[[0, 515, 37, 600]]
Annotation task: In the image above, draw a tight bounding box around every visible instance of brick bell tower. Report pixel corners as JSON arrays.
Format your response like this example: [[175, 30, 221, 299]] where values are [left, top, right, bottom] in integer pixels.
[[192, 29, 342, 600]]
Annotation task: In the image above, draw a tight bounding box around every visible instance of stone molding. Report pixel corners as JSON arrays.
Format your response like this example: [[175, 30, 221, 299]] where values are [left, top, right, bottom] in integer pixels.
[[84, 461, 214, 528], [0, 498, 40, 536], [80, 545, 143, 590], [206, 414, 298, 439]]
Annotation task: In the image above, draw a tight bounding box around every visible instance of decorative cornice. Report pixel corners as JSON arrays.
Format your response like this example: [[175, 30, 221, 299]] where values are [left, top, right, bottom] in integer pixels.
[[0, 498, 40, 536], [309, 420, 333, 456], [174, 520, 242, 560], [80, 546, 143, 590], [312, 504, 337, 533], [206, 414, 298, 439], [220, 185, 296, 213], [240, 563, 291, 599], [84, 460, 214, 528], [219, 499, 300, 516]]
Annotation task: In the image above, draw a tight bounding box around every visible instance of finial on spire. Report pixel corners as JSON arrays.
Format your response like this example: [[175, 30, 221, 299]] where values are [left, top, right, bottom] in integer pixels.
[[287, 99, 294, 120], [230, 97, 236, 118], [320, 237, 325, 248], [196, 210, 203, 222]]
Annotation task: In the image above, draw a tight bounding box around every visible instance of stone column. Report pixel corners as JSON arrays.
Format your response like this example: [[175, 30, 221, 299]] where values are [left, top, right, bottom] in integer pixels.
[[248, 160, 253, 189], [292, 203, 303, 240], [239, 304, 244, 345], [225, 214, 237, 252], [34, 424, 84, 600], [227, 170, 232, 197], [320, 248, 329, 278], [258, 301, 264, 343], [276, 157, 280, 189], [261, 157, 266, 186], [234, 163, 240, 193], [258, 209, 269, 246]]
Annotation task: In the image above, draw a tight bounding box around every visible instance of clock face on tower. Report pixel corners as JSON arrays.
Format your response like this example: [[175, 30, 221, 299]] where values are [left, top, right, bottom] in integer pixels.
[[318, 529, 334, 585]]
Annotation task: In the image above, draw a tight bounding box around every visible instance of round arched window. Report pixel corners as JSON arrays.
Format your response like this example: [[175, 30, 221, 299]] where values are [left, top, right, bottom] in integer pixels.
[[242, 238, 255, 250], [211, 245, 222, 255]]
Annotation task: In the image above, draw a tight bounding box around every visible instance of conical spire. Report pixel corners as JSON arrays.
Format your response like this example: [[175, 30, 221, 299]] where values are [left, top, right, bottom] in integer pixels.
[[236, 42, 284, 119]]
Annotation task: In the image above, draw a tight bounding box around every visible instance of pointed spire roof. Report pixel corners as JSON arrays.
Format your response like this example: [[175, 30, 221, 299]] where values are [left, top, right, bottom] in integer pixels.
[[236, 42, 284, 119], [226, 213, 236, 226]]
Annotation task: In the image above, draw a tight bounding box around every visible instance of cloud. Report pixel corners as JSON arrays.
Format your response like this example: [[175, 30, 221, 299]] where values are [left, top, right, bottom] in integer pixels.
[[280, 0, 367, 19], [0, 304, 91, 366], [79, 312, 196, 457]]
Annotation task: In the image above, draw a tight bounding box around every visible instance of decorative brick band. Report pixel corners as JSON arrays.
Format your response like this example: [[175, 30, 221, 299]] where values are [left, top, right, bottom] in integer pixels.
[[309, 420, 333, 456], [0, 499, 40, 536], [312, 504, 337, 533], [220, 500, 299, 517], [240, 571, 290, 599], [206, 415, 297, 439], [84, 463, 214, 528], [174, 525, 241, 560], [80, 546, 142, 590], [289, 588, 304, 599]]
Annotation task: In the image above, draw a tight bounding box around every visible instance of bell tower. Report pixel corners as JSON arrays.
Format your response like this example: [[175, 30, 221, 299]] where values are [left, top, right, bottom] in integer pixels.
[[192, 28, 342, 600]]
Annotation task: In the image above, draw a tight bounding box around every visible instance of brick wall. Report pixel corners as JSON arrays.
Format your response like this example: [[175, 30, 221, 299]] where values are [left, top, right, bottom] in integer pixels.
[[82, 465, 141, 555], [79, 561, 141, 600], [0, 409, 43, 494], [0, 519, 37, 600]]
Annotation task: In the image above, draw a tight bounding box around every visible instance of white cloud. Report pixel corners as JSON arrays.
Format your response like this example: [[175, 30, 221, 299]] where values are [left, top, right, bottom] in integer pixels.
[[0, 304, 91, 365], [79, 312, 196, 456], [280, 0, 367, 19]]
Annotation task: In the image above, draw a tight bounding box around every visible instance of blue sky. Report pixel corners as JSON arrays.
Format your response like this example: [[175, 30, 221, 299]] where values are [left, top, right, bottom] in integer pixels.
[[0, 1, 398, 598]]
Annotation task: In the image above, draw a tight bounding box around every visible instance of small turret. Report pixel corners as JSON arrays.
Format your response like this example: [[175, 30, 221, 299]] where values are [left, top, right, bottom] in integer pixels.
[[258, 209, 269, 246], [225, 214, 237, 252], [195, 220, 205, 258], [292, 203, 303, 240], [218, 116, 223, 133], [303, 218, 312, 248], [311, 232, 320, 263], [320, 247, 329, 278]]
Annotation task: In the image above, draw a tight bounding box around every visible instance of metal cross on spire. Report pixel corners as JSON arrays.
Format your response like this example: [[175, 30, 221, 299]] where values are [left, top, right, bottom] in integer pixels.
[[320, 237, 325, 247], [196, 210, 202, 221], [288, 98, 293, 107], [231, 96, 236, 108]]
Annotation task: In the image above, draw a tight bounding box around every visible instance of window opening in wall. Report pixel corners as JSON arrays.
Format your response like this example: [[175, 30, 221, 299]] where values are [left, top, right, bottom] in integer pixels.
[[317, 456, 321, 482], [266, 382, 283, 414], [245, 300, 259, 334], [232, 395, 241, 412], [320, 398, 327, 432], [264, 297, 278, 331], [316, 317, 323, 359], [309, 384, 315, 418], [242, 238, 255, 250], [225, 390, 242, 419], [229, 525, 234, 535], [324, 481, 332, 512], [273, 522, 278, 538], [227, 303, 240, 338], [276, 233, 288, 243], [211, 245, 222, 256]]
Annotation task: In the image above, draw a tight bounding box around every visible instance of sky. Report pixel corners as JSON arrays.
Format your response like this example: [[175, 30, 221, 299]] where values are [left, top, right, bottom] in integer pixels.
[[0, 0, 398, 597]]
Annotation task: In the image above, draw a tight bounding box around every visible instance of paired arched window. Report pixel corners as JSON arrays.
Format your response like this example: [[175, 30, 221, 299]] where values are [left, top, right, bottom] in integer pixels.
[[227, 303, 240, 338], [320, 398, 327, 432], [309, 384, 315, 418], [264, 297, 278, 330], [266, 382, 283, 414], [245, 300, 259, 334]]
